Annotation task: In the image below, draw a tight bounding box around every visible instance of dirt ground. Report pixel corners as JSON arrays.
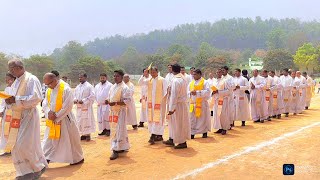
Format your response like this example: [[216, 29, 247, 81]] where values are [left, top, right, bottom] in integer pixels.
[[0, 86, 319, 180]]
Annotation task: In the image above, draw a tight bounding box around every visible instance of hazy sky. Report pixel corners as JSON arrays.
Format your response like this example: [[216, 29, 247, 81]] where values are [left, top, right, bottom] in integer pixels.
[[0, 0, 319, 57]]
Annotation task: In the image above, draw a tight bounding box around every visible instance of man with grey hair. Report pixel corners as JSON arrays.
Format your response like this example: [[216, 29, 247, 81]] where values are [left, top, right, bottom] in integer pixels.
[[5, 59, 47, 179]]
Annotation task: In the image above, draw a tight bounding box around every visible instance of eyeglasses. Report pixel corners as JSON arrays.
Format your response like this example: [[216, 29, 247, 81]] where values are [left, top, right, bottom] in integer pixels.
[[46, 80, 54, 86]]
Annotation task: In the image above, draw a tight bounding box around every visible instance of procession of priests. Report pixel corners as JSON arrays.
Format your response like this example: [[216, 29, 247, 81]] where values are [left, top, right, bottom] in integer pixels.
[[0, 58, 316, 179]]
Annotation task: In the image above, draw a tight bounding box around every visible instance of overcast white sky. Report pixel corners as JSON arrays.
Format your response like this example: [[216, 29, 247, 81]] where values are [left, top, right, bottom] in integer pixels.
[[0, 0, 319, 57]]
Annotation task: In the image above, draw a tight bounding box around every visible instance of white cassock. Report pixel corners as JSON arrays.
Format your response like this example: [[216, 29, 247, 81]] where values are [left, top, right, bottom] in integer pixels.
[[297, 76, 307, 113], [280, 75, 293, 114], [165, 73, 175, 85], [249, 76, 268, 121], [74, 81, 96, 135], [291, 77, 301, 114], [264, 76, 275, 117], [222, 74, 235, 124], [148, 76, 168, 136], [8, 72, 47, 177], [212, 78, 230, 130], [305, 76, 313, 108], [188, 78, 211, 135], [95, 81, 113, 131], [183, 73, 192, 85], [42, 80, 83, 164], [0, 86, 13, 151], [125, 81, 137, 126], [108, 82, 130, 151], [207, 78, 217, 111], [138, 75, 151, 123], [168, 74, 190, 144], [271, 76, 284, 116], [233, 76, 250, 121]]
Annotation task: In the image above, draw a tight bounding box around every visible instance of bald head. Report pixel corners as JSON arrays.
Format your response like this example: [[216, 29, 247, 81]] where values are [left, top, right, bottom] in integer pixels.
[[43, 73, 58, 89]]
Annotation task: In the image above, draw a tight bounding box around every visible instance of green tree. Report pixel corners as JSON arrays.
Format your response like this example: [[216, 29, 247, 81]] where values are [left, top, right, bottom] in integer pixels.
[[263, 49, 295, 71], [293, 43, 319, 74], [0, 52, 9, 89], [24, 55, 54, 81], [266, 28, 286, 50]]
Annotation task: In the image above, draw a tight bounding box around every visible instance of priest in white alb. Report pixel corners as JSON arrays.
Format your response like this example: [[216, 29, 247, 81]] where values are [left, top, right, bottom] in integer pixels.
[[261, 70, 275, 121], [233, 68, 250, 126], [164, 64, 190, 149], [74, 73, 96, 141], [280, 68, 293, 117], [0, 73, 15, 155], [123, 74, 138, 130], [95, 73, 113, 136], [249, 69, 268, 123], [303, 72, 313, 110], [212, 68, 230, 135], [290, 71, 301, 115], [106, 70, 131, 160], [5, 59, 47, 179], [42, 73, 84, 166], [137, 68, 151, 127], [296, 71, 307, 113], [147, 67, 168, 145], [188, 69, 211, 139], [269, 71, 284, 119], [221, 66, 236, 128]]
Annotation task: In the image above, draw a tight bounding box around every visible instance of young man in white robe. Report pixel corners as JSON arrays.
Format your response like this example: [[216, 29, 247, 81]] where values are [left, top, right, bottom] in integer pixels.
[[95, 73, 113, 136], [181, 66, 191, 84], [165, 64, 174, 84], [123, 74, 138, 130], [147, 67, 168, 145], [106, 70, 131, 160], [5, 59, 47, 179], [233, 68, 250, 126], [42, 73, 84, 166], [261, 70, 275, 121], [280, 68, 293, 117], [212, 68, 230, 135], [164, 64, 190, 149], [188, 69, 211, 139], [137, 68, 151, 127], [290, 71, 301, 115], [249, 69, 268, 123], [0, 73, 15, 155], [269, 71, 284, 119], [303, 72, 313, 110], [221, 66, 236, 129], [74, 73, 96, 141], [296, 71, 307, 113], [207, 72, 216, 117]]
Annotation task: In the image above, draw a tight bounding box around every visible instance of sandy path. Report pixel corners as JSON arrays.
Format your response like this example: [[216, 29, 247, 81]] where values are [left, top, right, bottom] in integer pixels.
[[0, 87, 319, 179]]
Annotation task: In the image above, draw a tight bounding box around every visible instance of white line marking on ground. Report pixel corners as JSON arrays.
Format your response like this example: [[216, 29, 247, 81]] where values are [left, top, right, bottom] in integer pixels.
[[172, 121, 320, 180]]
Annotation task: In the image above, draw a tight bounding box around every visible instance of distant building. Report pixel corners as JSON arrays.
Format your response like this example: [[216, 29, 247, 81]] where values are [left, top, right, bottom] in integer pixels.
[[248, 58, 263, 70]]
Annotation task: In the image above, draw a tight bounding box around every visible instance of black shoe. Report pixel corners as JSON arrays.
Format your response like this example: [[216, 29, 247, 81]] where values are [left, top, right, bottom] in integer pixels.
[[268, 117, 271, 121], [272, 115, 276, 118], [163, 138, 174, 146], [16, 173, 35, 180], [202, 133, 208, 138], [254, 119, 260, 123], [148, 134, 155, 145], [211, 111, 213, 117], [277, 114, 281, 119], [305, 106, 308, 110], [174, 142, 187, 149], [154, 135, 163, 142], [221, 130, 227, 135], [138, 122, 144, 127], [35, 167, 46, 179], [132, 125, 138, 130], [80, 136, 86, 140], [241, 121, 246, 126], [70, 159, 84, 165], [46, 159, 50, 164], [98, 129, 107, 136], [110, 151, 119, 160], [293, 113, 297, 115], [86, 135, 91, 142], [191, 135, 195, 139], [260, 120, 264, 123], [285, 113, 289, 117], [105, 129, 111, 136], [214, 129, 223, 133]]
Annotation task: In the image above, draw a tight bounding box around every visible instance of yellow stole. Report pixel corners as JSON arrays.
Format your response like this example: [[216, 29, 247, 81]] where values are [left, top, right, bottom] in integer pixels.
[[46, 82, 65, 140], [148, 77, 163, 123], [4, 72, 30, 152], [109, 83, 124, 123], [189, 77, 205, 118]]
